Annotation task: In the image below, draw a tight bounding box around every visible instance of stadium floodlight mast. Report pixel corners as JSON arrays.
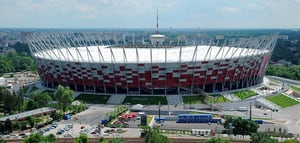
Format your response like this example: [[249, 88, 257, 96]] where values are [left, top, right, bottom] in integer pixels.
[[27, 28, 278, 96]]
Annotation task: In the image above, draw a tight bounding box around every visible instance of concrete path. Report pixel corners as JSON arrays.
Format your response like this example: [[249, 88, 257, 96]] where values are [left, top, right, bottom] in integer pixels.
[[256, 97, 281, 110], [106, 94, 126, 104], [222, 92, 240, 101], [166, 95, 183, 105]]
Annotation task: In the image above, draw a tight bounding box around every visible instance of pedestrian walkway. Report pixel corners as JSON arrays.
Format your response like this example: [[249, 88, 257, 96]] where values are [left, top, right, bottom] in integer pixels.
[[166, 95, 183, 105], [107, 94, 126, 104], [222, 92, 240, 101], [25, 84, 34, 97], [282, 93, 299, 102]]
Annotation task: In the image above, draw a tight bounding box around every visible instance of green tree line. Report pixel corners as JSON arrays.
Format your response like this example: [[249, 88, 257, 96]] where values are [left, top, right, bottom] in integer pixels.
[[266, 64, 300, 80], [0, 52, 36, 75]]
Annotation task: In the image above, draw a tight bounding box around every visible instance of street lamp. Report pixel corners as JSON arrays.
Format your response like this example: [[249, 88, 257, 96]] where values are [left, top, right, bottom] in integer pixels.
[[228, 123, 234, 139]]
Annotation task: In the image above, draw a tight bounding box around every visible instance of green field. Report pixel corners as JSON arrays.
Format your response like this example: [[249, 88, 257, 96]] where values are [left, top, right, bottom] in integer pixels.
[[122, 96, 167, 105], [183, 94, 229, 104], [290, 85, 300, 93], [182, 95, 206, 104], [207, 94, 229, 103], [74, 94, 110, 104], [232, 90, 257, 100], [266, 94, 299, 108]]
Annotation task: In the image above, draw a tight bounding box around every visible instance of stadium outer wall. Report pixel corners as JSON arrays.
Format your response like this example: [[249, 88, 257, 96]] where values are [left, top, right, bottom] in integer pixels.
[[34, 52, 271, 95], [28, 33, 277, 95]]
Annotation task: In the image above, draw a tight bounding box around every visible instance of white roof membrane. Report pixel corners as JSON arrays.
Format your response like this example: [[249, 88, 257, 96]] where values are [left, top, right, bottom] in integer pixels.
[[34, 45, 269, 63]]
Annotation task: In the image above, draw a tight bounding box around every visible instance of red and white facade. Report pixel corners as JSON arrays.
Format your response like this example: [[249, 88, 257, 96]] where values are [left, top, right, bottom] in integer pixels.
[[28, 33, 277, 95]]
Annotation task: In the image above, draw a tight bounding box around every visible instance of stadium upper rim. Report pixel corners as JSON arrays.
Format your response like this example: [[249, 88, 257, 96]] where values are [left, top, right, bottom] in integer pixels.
[[28, 32, 278, 63], [33, 45, 270, 63]]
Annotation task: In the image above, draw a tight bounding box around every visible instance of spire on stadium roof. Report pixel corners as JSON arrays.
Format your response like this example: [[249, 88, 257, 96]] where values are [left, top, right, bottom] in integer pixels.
[[150, 9, 165, 46]]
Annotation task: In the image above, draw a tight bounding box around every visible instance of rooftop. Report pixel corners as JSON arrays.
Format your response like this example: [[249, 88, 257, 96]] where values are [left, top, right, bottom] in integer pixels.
[[34, 45, 269, 63]]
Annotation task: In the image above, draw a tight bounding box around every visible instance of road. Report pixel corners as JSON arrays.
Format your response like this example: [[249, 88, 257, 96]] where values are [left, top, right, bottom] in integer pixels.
[[271, 104, 300, 137], [266, 75, 300, 86]]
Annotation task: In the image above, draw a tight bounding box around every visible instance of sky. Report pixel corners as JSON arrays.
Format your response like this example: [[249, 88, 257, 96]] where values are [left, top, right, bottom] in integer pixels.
[[1, 0, 300, 29]]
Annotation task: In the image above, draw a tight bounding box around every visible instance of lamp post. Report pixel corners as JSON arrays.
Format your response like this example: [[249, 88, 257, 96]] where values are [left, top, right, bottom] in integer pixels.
[[249, 102, 252, 121], [228, 122, 234, 139], [158, 101, 161, 124]]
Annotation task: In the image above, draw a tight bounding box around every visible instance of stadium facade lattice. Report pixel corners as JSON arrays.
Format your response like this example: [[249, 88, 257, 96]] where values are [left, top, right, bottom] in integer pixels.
[[28, 32, 277, 95]]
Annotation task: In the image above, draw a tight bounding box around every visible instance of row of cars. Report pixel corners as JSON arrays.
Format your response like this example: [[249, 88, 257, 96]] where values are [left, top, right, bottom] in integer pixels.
[[79, 125, 100, 135], [56, 124, 72, 135], [0, 133, 25, 139], [0, 123, 58, 139]]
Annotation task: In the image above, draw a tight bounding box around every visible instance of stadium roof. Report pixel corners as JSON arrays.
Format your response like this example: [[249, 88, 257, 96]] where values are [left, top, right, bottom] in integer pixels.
[[34, 45, 269, 63]]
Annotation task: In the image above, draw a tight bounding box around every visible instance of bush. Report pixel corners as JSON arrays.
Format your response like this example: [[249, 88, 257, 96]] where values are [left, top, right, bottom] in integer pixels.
[[74, 134, 88, 143], [23, 133, 56, 143], [206, 137, 231, 143], [50, 111, 64, 121]]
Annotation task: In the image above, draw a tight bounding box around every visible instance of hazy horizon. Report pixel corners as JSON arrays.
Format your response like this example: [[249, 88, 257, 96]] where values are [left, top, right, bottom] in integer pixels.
[[1, 0, 300, 29]]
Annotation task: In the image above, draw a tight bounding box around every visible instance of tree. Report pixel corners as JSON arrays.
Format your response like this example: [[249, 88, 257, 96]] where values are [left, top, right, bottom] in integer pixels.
[[0, 122, 5, 133], [27, 116, 37, 128], [23, 133, 56, 143], [223, 117, 259, 136], [2, 91, 18, 113], [11, 42, 31, 55], [0, 138, 6, 143], [80, 134, 88, 143], [74, 137, 83, 143], [143, 126, 170, 143], [98, 137, 105, 143], [74, 134, 88, 143], [54, 85, 74, 113], [31, 92, 52, 108], [0, 86, 10, 103], [15, 91, 25, 111], [0, 50, 36, 75], [45, 134, 56, 143], [282, 139, 298, 143], [26, 99, 39, 110], [206, 137, 231, 143], [108, 138, 126, 143], [50, 111, 63, 121], [250, 132, 278, 143], [4, 119, 12, 133], [98, 138, 126, 143]]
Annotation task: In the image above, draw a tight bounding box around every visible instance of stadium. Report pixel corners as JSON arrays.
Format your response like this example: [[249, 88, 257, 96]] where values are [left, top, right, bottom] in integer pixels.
[[28, 32, 277, 95]]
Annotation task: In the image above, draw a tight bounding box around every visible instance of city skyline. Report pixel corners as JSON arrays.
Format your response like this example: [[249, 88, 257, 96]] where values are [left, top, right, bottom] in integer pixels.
[[1, 0, 300, 29]]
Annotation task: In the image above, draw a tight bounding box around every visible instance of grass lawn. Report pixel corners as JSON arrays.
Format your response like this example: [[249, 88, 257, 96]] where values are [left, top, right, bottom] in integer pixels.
[[266, 94, 299, 108], [182, 95, 206, 104], [183, 94, 229, 104], [122, 96, 167, 105], [290, 85, 300, 93], [207, 94, 229, 103], [74, 94, 110, 104], [232, 90, 257, 100]]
